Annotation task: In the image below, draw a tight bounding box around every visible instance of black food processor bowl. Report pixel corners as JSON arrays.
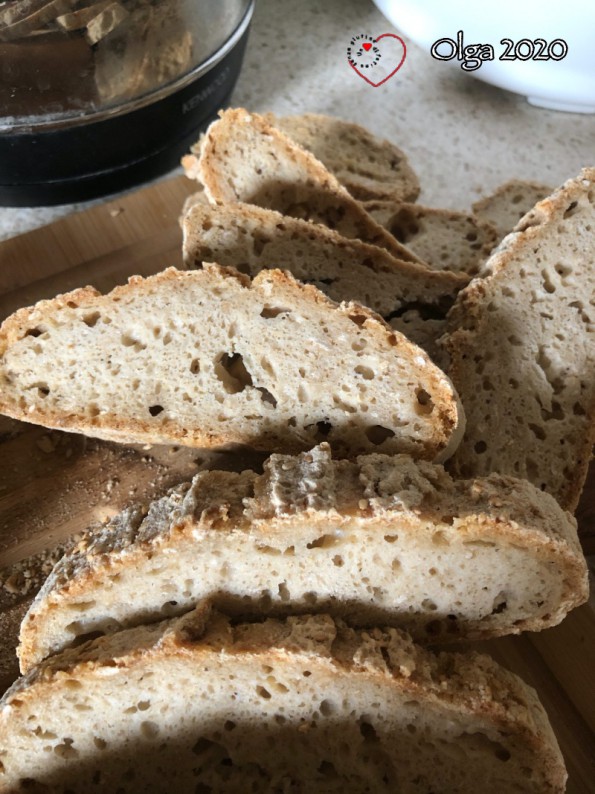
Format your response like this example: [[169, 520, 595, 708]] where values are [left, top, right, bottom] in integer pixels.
[[0, 0, 254, 205]]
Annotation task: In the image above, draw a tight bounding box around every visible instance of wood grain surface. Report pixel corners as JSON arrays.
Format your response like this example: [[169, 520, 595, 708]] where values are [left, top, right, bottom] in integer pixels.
[[0, 174, 593, 792]]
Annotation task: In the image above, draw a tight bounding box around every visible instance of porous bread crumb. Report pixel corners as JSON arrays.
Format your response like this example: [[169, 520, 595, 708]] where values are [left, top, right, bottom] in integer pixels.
[[181, 201, 463, 362], [268, 111, 421, 203], [18, 444, 587, 671], [195, 108, 425, 266], [363, 200, 498, 278], [0, 607, 567, 793], [0, 265, 463, 461], [472, 180, 553, 240], [444, 168, 595, 511]]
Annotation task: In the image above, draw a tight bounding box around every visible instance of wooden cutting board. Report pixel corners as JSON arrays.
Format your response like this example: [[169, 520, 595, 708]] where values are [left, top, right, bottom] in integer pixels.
[[0, 175, 593, 792]]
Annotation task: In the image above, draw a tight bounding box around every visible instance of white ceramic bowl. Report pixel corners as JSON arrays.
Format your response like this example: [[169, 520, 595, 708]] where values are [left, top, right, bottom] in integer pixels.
[[373, 0, 595, 113]]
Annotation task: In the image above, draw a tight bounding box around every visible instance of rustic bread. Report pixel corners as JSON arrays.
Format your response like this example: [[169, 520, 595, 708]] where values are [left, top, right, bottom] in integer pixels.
[[182, 200, 465, 355], [363, 200, 498, 278], [190, 108, 425, 265], [443, 168, 595, 511], [0, 265, 463, 460], [18, 443, 588, 671], [268, 111, 421, 202], [472, 179, 553, 240], [1, 605, 567, 793]]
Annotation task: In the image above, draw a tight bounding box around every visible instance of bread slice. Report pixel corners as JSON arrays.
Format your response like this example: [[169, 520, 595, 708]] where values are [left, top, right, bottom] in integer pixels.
[[472, 180, 553, 239], [363, 201, 498, 278], [19, 443, 587, 671], [443, 169, 595, 511], [268, 111, 421, 202], [1, 606, 567, 793], [191, 108, 425, 265], [0, 265, 463, 459], [181, 201, 465, 354]]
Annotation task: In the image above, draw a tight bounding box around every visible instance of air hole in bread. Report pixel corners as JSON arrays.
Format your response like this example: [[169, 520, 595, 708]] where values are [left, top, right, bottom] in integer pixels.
[[540, 402, 564, 421], [432, 531, 449, 546], [384, 534, 398, 543], [82, 312, 101, 328], [528, 423, 546, 441], [555, 263, 573, 278], [492, 595, 508, 614], [256, 544, 281, 556], [25, 326, 44, 338], [318, 760, 339, 778], [259, 591, 272, 609], [224, 720, 236, 732], [573, 401, 586, 416], [365, 425, 395, 445], [192, 737, 214, 757], [149, 405, 164, 417], [121, 333, 146, 351], [189, 358, 200, 375], [37, 385, 50, 398], [563, 200, 579, 219], [465, 231, 478, 242], [256, 387, 277, 407], [358, 719, 379, 742], [54, 739, 78, 759], [260, 306, 290, 319], [214, 352, 253, 394], [415, 388, 434, 415], [474, 440, 487, 454], [425, 620, 442, 636], [278, 582, 290, 601], [387, 209, 418, 242], [422, 598, 438, 611], [256, 685, 271, 700], [305, 420, 333, 441], [68, 630, 105, 646], [307, 534, 341, 550], [541, 270, 556, 294], [140, 721, 159, 739], [348, 312, 367, 327], [355, 365, 374, 380], [260, 357, 275, 376]]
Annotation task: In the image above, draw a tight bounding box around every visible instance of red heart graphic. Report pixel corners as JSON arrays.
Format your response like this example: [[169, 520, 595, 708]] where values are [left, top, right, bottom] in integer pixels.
[[349, 33, 407, 87], [362, 42, 372, 51]]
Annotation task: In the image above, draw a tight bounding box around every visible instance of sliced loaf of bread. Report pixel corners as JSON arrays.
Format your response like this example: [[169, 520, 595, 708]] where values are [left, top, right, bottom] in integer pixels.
[[268, 111, 421, 202], [18, 443, 587, 671], [192, 108, 424, 265], [443, 169, 595, 510], [472, 179, 553, 239], [182, 201, 465, 356], [363, 200, 498, 278], [1, 606, 567, 793], [0, 265, 463, 459]]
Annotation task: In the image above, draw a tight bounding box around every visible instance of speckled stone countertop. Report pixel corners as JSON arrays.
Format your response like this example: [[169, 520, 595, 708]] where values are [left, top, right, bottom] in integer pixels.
[[1, 0, 593, 242]]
